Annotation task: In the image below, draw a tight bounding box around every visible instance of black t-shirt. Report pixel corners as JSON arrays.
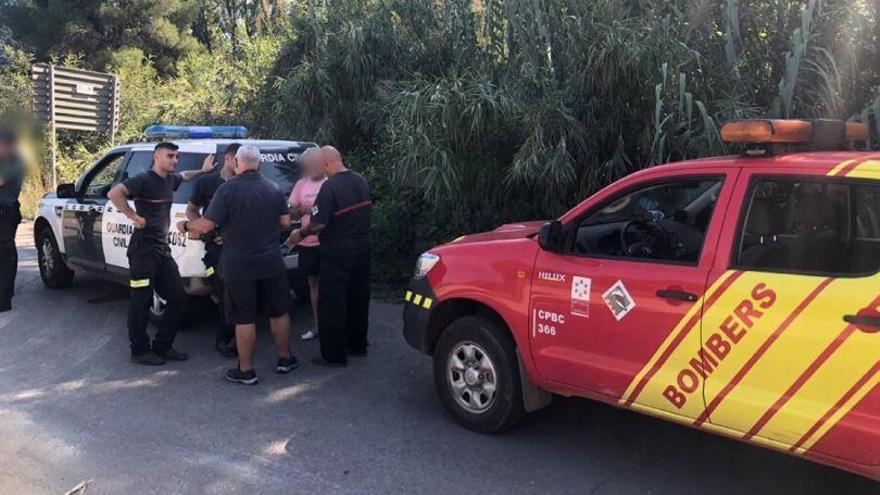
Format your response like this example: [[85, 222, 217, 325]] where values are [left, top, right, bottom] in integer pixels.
[[204, 170, 288, 282], [190, 173, 226, 244], [123, 171, 182, 254], [311, 170, 372, 256]]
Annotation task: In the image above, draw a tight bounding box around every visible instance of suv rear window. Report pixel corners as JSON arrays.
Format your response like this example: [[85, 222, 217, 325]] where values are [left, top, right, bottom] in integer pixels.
[[735, 178, 880, 276]]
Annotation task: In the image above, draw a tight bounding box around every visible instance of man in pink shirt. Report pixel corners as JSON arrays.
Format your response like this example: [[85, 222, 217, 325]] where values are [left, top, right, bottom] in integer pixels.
[[286, 148, 327, 340]]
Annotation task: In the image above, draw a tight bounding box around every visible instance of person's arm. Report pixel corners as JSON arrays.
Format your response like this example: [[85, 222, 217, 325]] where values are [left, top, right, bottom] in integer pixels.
[[179, 216, 216, 236], [180, 185, 225, 236], [179, 154, 216, 182], [287, 185, 331, 244], [108, 183, 146, 229]]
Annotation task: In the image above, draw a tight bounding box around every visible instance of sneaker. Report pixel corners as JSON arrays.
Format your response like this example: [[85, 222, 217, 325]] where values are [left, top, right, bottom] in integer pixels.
[[215, 341, 238, 358], [311, 356, 347, 368], [300, 329, 318, 341], [131, 352, 165, 366], [275, 355, 300, 374], [225, 368, 258, 385], [155, 347, 189, 361]]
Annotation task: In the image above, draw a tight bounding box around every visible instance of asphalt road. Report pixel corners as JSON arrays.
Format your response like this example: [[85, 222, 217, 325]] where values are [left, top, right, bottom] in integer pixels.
[[0, 224, 877, 495]]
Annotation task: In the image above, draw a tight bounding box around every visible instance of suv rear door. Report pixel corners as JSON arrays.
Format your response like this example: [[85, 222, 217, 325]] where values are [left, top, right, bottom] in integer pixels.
[[700, 163, 880, 466]]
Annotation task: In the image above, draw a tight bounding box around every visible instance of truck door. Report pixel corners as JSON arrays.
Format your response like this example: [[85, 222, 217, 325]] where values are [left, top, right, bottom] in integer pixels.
[[701, 168, 880, 467], [61, 151, 129, 270], [528, 169, 737, 420]]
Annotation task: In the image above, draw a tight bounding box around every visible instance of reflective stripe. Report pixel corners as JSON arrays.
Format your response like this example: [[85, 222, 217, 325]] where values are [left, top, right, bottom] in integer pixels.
[[422, 297, 433, 309], [405, 290, 413, 302], [130, 278, 150, 288], [205, 266, 215, 277], [413, 294, 423, 305]]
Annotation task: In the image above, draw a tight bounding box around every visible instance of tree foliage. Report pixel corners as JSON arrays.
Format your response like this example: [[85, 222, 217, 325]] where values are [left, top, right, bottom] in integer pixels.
[[2, 0, 880, 282]]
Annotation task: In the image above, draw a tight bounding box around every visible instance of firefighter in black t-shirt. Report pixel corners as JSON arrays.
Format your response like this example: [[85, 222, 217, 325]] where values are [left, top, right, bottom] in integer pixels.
[[186, 143, 240, 357], [287, 146, 372, 367], [108, 142, 215, 366]]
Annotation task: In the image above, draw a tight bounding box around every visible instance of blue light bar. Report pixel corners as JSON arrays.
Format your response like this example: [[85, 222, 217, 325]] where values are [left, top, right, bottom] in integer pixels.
[[144, 125, 248, 140]]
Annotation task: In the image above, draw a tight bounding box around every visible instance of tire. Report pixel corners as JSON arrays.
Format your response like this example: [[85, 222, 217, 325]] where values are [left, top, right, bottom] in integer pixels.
[[433, 315, 525, 433], [36, 225, 74, 289]]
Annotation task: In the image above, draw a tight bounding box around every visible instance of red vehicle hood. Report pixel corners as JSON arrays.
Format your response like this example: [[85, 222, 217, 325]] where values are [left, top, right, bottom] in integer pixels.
[[452, 221, 547, 244]]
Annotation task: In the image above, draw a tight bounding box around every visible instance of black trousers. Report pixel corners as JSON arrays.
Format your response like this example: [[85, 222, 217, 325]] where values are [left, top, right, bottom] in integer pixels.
[[0, 203, 21, 311], [204, 242, 234, 344], [127, 248, 186, 355], [318, 249, 371, 363]]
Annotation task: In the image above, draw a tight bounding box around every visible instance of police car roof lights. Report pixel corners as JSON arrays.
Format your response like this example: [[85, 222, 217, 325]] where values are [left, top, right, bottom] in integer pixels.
[[143, 125, 248, 140], [721, 119, 868, 154]]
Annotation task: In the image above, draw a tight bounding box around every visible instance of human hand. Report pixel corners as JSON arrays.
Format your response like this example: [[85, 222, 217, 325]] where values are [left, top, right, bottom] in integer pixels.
[[201, 154, 216, 173], [298, 204, 312, 216], [131, 215, 147, 229], [287, 229, 303, 246], [176, 220, 188, 234]]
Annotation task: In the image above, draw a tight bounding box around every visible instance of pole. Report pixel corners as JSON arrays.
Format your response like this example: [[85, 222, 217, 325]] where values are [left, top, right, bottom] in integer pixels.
[[48, 64, 57, 190]]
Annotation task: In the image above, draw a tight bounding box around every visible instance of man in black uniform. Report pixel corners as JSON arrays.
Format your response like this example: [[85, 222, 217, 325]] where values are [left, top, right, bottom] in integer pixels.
[[0, 130, 24, 313], [180, 144, 299, 385], [108, 142, 214, 365], [186, 143, 240, 357], [288, 146, 372, 367]]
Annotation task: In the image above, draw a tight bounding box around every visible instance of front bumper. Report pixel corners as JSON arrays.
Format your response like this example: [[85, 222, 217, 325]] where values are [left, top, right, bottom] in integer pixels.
[[402, 277, 438, 354]]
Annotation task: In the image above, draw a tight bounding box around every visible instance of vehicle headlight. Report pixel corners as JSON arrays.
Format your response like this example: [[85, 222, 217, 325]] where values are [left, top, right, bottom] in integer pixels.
[[414, 252, 440, 279]]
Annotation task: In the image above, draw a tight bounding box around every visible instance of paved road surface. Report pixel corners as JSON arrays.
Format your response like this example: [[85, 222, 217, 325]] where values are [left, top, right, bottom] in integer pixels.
[[0, 224, 876, 494]]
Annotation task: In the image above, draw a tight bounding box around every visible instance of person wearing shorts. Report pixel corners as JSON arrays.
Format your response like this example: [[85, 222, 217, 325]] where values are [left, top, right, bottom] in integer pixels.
[[285, 147, 327, 340], [181, 145, 299, 385]]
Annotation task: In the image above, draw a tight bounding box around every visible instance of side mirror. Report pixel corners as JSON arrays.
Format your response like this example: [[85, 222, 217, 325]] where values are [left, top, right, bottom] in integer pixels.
[[538, 221, 563, 252], [56, 183, 76, 199]]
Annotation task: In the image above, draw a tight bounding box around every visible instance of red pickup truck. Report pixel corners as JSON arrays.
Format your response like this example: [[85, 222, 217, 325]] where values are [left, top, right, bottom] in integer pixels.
[[403, 119, 880, 481]]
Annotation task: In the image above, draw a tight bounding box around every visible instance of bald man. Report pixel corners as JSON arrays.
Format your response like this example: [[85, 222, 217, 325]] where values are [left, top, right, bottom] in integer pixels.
[[287, 146, 372, 367]]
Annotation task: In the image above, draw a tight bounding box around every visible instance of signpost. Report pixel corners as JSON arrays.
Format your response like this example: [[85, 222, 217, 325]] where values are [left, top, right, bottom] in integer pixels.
[[31, 64, 120, 188]]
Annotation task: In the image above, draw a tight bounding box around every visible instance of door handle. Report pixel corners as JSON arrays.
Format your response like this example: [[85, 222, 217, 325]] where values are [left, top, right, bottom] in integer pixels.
[[656, 289, 698, 302], [843, 314, 880, 333]]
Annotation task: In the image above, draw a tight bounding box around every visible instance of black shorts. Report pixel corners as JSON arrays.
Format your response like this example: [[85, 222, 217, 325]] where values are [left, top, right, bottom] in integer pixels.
[[298, 245, 321, 277], [224, 272, 290, 325]]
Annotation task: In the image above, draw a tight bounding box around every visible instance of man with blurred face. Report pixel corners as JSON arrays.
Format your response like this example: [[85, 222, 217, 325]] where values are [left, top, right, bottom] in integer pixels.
[[288, 146, 372, 367], [108, 142, 214, 365], [187, 143, 241, 357], [0, 129, 25, 312], [180, 145, 299, 385], [284, 147, 327, 341]]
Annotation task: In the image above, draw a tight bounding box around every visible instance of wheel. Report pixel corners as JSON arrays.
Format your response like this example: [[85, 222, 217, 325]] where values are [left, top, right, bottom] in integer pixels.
[[433, 315, 525, 433], [36, 225, 74, 289]]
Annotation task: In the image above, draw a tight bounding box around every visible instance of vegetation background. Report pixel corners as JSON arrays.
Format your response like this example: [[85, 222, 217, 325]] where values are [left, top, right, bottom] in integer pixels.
[[2, 0, 880, 284]]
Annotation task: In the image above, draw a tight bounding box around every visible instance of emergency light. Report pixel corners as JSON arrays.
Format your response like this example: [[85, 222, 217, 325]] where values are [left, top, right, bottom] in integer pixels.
[[143, 125, 248, 140], [720, 119, 867, 151]]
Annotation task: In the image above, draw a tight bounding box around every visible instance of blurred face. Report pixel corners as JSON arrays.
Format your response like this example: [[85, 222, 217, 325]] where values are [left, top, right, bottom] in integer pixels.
[[304, 153, 325, 179], [153, 148, 179, 173]]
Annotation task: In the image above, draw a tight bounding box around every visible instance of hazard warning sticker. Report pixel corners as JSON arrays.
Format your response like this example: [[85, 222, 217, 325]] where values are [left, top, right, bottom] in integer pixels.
[[602, 280, 635, 321], [570, 276, 591, 317]]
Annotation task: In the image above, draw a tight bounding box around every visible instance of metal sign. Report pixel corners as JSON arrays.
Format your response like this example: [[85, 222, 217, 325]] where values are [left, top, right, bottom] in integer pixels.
[[31, 63, 120, 187]]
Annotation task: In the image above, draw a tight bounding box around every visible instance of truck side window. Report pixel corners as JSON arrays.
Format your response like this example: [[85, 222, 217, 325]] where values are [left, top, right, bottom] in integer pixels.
[[735, 178, 880, 276], [572, 179, 722, 264], [120, 151, 153, 183]]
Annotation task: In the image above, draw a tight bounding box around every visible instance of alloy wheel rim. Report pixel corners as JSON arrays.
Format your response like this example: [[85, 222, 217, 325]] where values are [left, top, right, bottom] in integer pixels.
[[41, 238, 55, 274], [447, 342, 497, 414]]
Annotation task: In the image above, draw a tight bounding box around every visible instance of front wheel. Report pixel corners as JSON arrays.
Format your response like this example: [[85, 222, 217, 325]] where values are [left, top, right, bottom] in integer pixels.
[[36, 226, 74, 289], [433, 315, 525, 433]]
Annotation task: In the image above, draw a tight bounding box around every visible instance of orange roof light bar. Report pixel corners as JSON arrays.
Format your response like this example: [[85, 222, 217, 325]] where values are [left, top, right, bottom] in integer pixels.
[[721, 119, 813, 144]]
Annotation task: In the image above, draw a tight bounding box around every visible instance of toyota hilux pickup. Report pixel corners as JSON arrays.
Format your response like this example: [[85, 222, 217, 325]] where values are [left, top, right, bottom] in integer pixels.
[[403, 118, 880, 481]]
